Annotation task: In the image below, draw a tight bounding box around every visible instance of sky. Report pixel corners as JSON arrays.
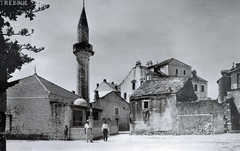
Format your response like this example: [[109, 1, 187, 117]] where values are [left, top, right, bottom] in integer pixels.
[[8, 0, 240, 100]]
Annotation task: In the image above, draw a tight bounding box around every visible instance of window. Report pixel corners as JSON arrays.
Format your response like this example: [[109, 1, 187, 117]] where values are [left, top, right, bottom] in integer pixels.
[[201, 85, 205, 92], [142, 101, 149, 109], [183, 70, 186, 75], [124, 93, 127, 100], [176, 69, 178, 75], [238, 74, 240, 88], [132, 80, 136, 90], [146, 74, 150, 80], [93, 111, 99, 120], [194, 84, 198, 91], [114, 107, 120, 115], [73, 109, 84, 126]]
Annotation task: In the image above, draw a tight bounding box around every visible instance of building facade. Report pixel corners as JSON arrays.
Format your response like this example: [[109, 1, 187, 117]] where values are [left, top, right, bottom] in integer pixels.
[[120, 58, 208, 103], [217, 63, 240, 131], [129, 77, 229, 135], [93, 79, 130, 131]]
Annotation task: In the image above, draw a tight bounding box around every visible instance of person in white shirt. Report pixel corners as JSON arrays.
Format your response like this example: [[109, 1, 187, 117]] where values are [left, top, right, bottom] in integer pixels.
[[84, 120, 93, 143], [101, 120, 110, 141]]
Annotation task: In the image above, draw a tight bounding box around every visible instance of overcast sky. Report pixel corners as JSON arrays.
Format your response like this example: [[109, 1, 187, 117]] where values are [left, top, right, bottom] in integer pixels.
[[9, 0, 240, 100]]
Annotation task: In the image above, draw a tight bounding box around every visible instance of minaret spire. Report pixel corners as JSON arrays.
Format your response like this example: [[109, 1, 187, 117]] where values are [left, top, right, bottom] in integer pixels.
[[77, 0, 89, 43]]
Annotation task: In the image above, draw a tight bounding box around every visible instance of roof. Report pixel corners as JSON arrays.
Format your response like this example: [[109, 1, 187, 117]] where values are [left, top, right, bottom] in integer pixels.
[[147, 58, 191, 69], [191, 73, 207, 82], [8, 74, 80, 102], [94, 80, 119, 97], [78, 5, 88, 29], [130, 77, 189, 99], [74, 98, 88, 107], [36, 75, 80, 100], [225, 67, 240, 75], [120, 64, 166, 86]]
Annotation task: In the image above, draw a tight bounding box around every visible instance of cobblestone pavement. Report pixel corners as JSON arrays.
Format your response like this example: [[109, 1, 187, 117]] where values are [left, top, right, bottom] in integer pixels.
[[7, 132, 240, 151]]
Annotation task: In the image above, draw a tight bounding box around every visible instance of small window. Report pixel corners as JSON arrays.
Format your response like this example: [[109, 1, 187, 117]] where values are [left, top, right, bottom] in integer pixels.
[[132, 81, 136, 90], [183, 70, 186, 75], [114, 107, 120, 115], [194, 84, 198, 91], [146, 75, 150, 80], [124, 93, 127, 99], [93, 111, 99, 120], [176, 69, 178, 75], [201, 85, 205, 92], [142, 101, 149, 109]]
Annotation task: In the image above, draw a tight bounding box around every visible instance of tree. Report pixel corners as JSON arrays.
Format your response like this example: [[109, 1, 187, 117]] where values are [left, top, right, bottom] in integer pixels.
[[0, 1, 49, 150]]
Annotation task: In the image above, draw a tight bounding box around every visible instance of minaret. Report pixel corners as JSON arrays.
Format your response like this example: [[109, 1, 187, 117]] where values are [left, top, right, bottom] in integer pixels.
[[73, 0, 94, 106]]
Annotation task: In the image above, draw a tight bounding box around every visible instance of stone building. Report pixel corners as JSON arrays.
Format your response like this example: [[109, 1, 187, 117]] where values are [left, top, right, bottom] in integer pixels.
[[92, 79, 130, 131], [129, 77, 229, 135], [6, 74, 79, 140], [217, 63, 240, 132], [120, 58, 208, 103], [6, 74, 113, 140]]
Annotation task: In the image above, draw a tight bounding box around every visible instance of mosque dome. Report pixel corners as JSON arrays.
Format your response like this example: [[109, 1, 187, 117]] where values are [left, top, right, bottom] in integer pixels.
[[74, 98, 88, 107]]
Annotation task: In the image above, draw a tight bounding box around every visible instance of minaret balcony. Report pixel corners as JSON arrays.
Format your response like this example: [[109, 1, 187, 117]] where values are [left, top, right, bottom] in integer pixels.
[[73, 43, 94, 55]]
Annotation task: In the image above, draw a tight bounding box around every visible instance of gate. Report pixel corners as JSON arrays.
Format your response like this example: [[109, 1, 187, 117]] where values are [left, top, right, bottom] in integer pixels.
[[230, 99, 240, 130], [231, 115, 240, 130]]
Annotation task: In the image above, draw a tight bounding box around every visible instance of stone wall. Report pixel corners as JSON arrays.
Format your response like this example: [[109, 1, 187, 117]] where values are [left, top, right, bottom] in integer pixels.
[[176, 100, 230, 134], [130, 94, 177, 133], [7, 98, 52, 139], [7, 98, 73, 140], [50, 103, 72, 140]]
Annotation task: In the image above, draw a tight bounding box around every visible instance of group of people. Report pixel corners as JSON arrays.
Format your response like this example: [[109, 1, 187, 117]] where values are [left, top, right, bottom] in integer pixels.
[[63, 119, 110, 142], [84, 120, 110, 143]]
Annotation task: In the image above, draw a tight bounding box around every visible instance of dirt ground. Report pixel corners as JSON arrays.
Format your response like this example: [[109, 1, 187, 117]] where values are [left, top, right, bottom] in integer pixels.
[[7, 132, 240, 151]]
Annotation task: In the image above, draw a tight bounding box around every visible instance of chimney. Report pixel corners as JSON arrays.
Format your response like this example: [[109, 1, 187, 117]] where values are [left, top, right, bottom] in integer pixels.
[[103, 79, 107, 82], [94, 91, 99, 100], [72, 91, 75, 94], [192, 70, 197, 77], [96, 83, 99, 88], [136, 61, 141, 67], [236, 63, 240, 69], [146, 60, 153, 67]]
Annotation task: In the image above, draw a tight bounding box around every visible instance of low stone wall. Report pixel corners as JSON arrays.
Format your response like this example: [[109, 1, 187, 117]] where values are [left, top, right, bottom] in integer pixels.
[[177, 114, 212, 135], [69, 125, 118, 140], [176, 100, 230, 134]]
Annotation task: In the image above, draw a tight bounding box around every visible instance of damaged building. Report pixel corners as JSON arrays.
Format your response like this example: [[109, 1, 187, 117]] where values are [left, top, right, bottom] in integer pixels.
[[129, 77, 230, 135]]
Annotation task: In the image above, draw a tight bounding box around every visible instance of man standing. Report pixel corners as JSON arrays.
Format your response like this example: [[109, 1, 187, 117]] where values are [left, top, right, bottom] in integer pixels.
[[64, 125, 68, 140], [84, 120, 93, 143], [102, 120, 110, 141]]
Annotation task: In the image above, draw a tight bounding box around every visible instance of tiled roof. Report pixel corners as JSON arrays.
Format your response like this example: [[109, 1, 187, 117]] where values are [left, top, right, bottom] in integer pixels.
[[8, 74, 79, 100], [130, 77, 189, 98], [36, 75, 80, 99]]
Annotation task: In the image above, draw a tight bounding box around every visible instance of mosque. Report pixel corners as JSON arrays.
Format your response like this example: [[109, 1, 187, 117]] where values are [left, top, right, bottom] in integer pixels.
[[5, 1, 124, 140]]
